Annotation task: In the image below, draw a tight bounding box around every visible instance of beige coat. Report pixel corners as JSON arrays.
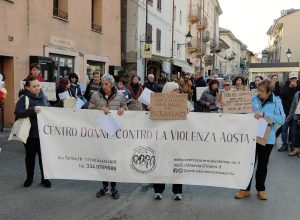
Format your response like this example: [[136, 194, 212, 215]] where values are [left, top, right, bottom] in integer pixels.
[[88, 88, 128, 110]]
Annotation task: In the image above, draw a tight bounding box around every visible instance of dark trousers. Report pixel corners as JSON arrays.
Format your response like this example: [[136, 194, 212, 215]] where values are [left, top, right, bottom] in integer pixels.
[[103, 181, 116, 188], [153, 183, 182, 194], [24, 137, 45, 180], [246, 143, 273, 191]]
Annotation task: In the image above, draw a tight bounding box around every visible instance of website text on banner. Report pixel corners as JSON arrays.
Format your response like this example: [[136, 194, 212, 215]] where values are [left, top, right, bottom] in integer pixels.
[[37, 108, 257, 189]]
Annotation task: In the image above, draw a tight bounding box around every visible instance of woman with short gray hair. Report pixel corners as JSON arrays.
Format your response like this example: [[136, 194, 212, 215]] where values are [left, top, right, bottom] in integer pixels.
[[88, 74, 128, 199]]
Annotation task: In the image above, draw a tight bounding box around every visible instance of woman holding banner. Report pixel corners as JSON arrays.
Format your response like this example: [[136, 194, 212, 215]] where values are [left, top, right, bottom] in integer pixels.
[[234, 79, 285, 200], [14, 78, 51, 188], [153, 81, 184, 201], [88, 74, 127, 200]]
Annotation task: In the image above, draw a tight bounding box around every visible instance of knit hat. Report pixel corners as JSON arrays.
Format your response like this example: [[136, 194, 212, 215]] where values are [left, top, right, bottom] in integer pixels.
[[223, 79, 232, 85], [101, 74, 115, 84]]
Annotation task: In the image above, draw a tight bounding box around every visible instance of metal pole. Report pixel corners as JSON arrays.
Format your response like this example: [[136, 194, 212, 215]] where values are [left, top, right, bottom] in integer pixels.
[[144, 0, 148, 81]]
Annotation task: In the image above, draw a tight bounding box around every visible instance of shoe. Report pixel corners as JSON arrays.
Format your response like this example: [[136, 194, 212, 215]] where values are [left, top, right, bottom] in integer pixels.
[[154, 193, 162, 200], [234, 190, 251, 199], [23, 178, 33, 188], [288, 149, 300, 156], [96, 186, 109, 197], [111, 188, 120, 199], [41, 179, 52, 188], [173, 194, 183, 201], [257, 191, 267, 200], [278, 145, 288, 152]]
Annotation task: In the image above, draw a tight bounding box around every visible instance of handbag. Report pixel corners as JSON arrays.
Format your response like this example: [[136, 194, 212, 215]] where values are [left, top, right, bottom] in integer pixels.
[[8, 96, 31, 144]]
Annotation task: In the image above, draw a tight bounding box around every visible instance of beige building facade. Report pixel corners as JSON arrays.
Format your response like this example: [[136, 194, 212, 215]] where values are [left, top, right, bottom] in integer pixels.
[[187, 0, 222, 76], [267, 9, 300, 63], [0, 0, 121, 127]]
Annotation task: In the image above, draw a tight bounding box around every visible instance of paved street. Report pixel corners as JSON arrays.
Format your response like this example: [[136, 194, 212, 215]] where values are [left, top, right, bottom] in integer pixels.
[[0, 132, 299, 220]]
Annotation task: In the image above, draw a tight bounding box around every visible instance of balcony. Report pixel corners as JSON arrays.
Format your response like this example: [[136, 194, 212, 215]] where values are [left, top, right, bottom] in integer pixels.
[[188, 4, 201, 24], [196, 15, 208, 31], [204, 55, 213, 66], [202, 30, 210, 42], [92, 23, 102, 33], [187, 38, 206, 57], [53, 7, 68, 20]]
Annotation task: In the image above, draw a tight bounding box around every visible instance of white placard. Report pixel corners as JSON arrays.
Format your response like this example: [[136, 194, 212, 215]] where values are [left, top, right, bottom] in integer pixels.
[[257, 118, 268, 138], [97, 114, 122, 137], [196, 87, 208, 101], [138, 88, 153, 105], [38, 108, 257, 189], [58, 91, 70, 100]]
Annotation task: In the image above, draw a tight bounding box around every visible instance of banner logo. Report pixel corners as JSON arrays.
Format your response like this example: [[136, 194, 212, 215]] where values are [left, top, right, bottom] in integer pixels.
[[130, 146, 156, 174]]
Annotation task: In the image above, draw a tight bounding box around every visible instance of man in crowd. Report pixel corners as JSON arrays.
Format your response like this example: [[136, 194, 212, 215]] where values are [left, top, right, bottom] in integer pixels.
[[278, 72, 300, 152], [25, 63, 44, 82], [143, 74, 160, 93], [192, 71, 207, 112], [271, 74, 281, 96], [84, 71, 102, 102]]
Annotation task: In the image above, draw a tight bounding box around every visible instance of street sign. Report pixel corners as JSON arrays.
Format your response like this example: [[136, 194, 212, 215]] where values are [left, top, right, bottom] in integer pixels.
[[141, 43, 152, 58]]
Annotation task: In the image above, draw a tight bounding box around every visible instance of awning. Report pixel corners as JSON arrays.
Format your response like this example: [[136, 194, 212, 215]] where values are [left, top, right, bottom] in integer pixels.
[[172, 58, 193, 74]]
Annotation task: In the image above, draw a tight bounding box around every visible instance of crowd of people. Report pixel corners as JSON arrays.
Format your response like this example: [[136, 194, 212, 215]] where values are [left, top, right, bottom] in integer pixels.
[[14, 63, 300, 202]]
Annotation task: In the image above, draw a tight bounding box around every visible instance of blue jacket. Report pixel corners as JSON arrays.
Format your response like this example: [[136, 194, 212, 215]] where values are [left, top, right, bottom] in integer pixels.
[[252, 94, 285, 145]]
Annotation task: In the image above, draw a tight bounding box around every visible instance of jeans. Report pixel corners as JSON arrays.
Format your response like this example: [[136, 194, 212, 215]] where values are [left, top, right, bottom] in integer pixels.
[[281, 122, 290, 145], [103, 181, 116, 188], [291, 120, 300, 148]]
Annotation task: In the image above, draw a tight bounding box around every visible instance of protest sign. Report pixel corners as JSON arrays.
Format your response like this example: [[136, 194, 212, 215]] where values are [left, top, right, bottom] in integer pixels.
[[196, 87, 208, 101], [223, 91, 252, 114], [256, 118, 273, 146], [38, 108, 257, 189], [150, 93, 188, 120]]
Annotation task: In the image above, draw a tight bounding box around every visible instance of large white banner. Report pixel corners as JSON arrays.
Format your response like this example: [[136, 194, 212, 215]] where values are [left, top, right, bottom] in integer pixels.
[[38, 108, 257, 189]]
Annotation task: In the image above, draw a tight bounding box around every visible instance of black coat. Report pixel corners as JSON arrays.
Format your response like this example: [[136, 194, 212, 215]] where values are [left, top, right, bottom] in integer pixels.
[[192, 77, 207, 102], [280, 85, 300, 115], [14, 90, 49, 138], [69, 83, 83, 98], [143, 81, 160, 93]]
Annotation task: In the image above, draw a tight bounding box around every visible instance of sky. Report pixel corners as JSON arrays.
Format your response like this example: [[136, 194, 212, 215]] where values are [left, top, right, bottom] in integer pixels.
[[218, 0, 300, 54]]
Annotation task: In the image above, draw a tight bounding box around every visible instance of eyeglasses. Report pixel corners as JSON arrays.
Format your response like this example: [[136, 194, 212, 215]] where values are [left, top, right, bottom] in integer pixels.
[[224, 84, 231, 87]]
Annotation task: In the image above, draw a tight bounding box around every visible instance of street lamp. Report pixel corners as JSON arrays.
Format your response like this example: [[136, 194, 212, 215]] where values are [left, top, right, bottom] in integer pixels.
[[177, 31, 193, 49], [286, 48, 292, 62], [185, 31, 192, 44]]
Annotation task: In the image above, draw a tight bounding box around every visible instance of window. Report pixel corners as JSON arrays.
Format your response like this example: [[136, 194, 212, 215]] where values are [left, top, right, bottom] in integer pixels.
[[173, 5, 176, 21], [87, 60, 105, 80], [50, 54, 74, 81], [156, 29, 161, 52], [180, 10, 182, 25], [146, 23, 152, 42], [157, 0, 161, 11], [53, 0, 68, 20], [91, 0, 102, 33]]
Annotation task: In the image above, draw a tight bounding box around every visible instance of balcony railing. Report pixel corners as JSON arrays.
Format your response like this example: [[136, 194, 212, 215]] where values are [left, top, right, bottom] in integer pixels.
[[204, 55, 213, 65], [187, 38, 206, 56], [53, 8, 68, 20], [188, 4, 201, 24], [92, 23, 102, 33], [197, 15, 208, 31]]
